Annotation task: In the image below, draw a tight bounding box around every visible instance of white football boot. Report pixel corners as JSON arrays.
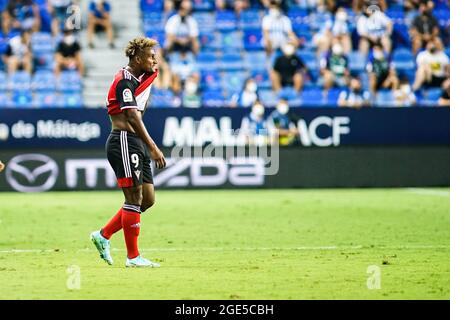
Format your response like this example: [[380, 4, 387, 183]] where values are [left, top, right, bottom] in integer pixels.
[[126, 255, 160, 268], [90, 230, 113, 265]]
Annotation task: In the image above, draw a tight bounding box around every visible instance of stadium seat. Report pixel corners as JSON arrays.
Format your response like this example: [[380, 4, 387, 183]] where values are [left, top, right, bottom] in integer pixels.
[[0, 92, 11, 107], [31, 32, 54, 55], [243, 29, 263, 51], [348, 51, 366, 73], [33, 92, 58, 108], [58, 71, 82, 93], [258, 89, 278, 107], [151, 89, 178, 108], [0, 71, 7, 91], [375, 90, 396, 107], [393, 24, 412, 49], [300, 88, 326, 107], [419, 88, 443, 106], [145, 30, 165, 45], [215, 11, 237, 33], [199, 32, 220, 51], [60, 93, 83, 108], [202, 90, 225, 107], [433, 9, 450, 28], [143, 12, 165, 31], [386, 9, 405, 24], [201, 69, 221, 90], [244, 51, 268, 71], [220, 71, 247, 93], [238, 10, 261, 30], [32, 70, 56, 92], [294, 23, 312, 43], [140, 0, 163, 12], [192, 0, 214, 11], [297, 50, 318, 71], [392, 48, 415, 71], [219, 32, 243, 52], [220, 52, 244, 71], [8, 71, 31, 91], [193, 12, 216, 33], [12, 91, 33, 108], [325, 88, 342, 105], [287, 8, 308, 29], [251, 69, 271, 90], [197, 52, 219, 70], [34, 52, 54, 71]]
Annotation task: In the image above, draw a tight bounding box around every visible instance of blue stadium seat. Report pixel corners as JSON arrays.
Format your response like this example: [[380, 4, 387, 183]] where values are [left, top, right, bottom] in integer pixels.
[[193, 12, 216, 33], [58, 71, 82, 93], [12, 91, 33, 107], [192, 0, 214, 11], [141, 0, 163, 12], [220, 71, 247, 93], [300, 88, 326, 107], [419, 88, 443, 106], [215, 11, 237, 33], [145, 30, 165, 45], [32, 70, 56, 92], [151, 89, 178, 108], [433, 9, 450, 28], [60, 93, 83, 108], [297, 50, 318, 71], [287, 8, 308, 29], [386, 9, 405, 24], [243, 29, 263, 51], [220, 32, 243, 51], [201, 69, 221, 90], [278, 87, 302, 107], [39, 6, 52, 33], [199, 32, 220, 51], [0, 92, 11, 108], [34, 52, 54, 71], [238, 10, 261, 30], [251, 69, 271, 90], [348, 51, 366, 73], [258, 89, 278, 107], [0, 71, 7, 91], [375, 90, 396, 107], [393, 24, 412, 49], [197, 52, 219, 70], [220, 52, 244, 71], [326, 88, 342, 105], [143, 12, 165, 31], [8, 71, 31, 91], [33, 92, 58, 108], [244, 51, 267, 71], [392, 48, 415, 71], [202, 90, 225, 107], [31, 32, 54, 55], [294, 23, 312, 43]]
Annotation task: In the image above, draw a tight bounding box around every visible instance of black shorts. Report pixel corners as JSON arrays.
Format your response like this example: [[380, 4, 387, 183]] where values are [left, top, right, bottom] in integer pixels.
[[106, 130, 153, 188]]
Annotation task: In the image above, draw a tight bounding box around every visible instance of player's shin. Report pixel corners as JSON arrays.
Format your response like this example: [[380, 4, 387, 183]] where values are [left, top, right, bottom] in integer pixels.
[[101, 208, 123, 240], [121, 206, 141, 259]]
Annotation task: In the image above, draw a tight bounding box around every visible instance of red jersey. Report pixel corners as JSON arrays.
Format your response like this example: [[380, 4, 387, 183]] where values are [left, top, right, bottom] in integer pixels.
[[106, 68, 158, 115]]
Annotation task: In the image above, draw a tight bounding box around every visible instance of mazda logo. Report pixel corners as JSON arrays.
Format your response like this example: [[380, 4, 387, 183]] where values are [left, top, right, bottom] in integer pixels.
[[6, 154, 58, 192]]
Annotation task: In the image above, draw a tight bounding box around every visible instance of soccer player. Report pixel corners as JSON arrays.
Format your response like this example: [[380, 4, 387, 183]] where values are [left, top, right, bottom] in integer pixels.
[[90, 37, 166, 268]]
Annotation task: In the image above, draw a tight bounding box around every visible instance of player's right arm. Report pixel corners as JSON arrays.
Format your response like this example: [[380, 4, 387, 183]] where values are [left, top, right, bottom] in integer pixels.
[[115, 79, 166, 169]]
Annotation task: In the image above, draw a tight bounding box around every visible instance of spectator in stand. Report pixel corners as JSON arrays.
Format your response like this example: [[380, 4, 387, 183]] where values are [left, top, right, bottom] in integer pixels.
[[338, 76, 370, 107], [168, 51, 200, 94], [320, 41, 350, 90], [182, 76, 201, 108], [356, 3, 392, 55], [438, 78, 450, 106], [240, 101, 269, 145], [393, 77, 417, 107], [231, 78, 260, 108], [49, 0, 73, 36], [215, 0, 249, 15], [352, 0, 386, 13], [165, 0, 199, 56], [87, 0, 115, 49], [3, 29, 32, 74], [313, 7, 352, 55], [412, 38, 449, 91], [54, 27, 84, 76], [153, 48, 172, 90], [410, 0, 439, 55], [270, 42, 308, 93], [366, 43, 399, 94], [2, 0, 41, 34], [267, 99, 298, 146], [262, 0, 298, 56]]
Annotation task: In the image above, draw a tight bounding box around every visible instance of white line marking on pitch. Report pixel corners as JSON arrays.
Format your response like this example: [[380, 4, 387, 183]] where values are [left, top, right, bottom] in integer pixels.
[[405, 188, 450, 197], [1, 245, 450, 254]]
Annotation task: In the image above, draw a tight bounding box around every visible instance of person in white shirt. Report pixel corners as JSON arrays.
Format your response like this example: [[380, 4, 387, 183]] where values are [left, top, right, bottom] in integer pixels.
[[314, 7, 352, 55], [393, 77, 416, 107], [165, 0, 199, 55], [356, 4, 392, 55], [262, 0, 298, 55], [3, 29, 32, 74], [413, 38, 450, 91]]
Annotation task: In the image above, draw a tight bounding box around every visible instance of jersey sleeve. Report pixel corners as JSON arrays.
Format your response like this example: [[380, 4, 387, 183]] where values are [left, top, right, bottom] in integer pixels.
[[115, 79, 138, 110]]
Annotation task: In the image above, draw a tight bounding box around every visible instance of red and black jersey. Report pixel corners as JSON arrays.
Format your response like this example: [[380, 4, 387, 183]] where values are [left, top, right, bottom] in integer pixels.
[[106, 68, 158, 115]]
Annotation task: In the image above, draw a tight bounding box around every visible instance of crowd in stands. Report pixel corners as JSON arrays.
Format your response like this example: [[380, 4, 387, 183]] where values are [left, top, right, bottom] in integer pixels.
[[0, 0, 115, 107], [143, 0, 450, 109]]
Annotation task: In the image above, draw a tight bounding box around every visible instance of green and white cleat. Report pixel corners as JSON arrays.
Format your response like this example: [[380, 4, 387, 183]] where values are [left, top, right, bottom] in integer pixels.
[[126, 256, 160, 268], [90, 230, 113, 265]]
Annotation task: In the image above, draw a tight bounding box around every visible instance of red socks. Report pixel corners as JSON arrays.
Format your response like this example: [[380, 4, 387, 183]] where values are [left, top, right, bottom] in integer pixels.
[[121, 209, 141, 259], [101, 208, 123, 240]]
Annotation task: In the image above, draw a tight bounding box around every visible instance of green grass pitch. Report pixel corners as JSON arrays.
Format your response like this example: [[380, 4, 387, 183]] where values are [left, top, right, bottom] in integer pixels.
[[0, 189, 449, 300]]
